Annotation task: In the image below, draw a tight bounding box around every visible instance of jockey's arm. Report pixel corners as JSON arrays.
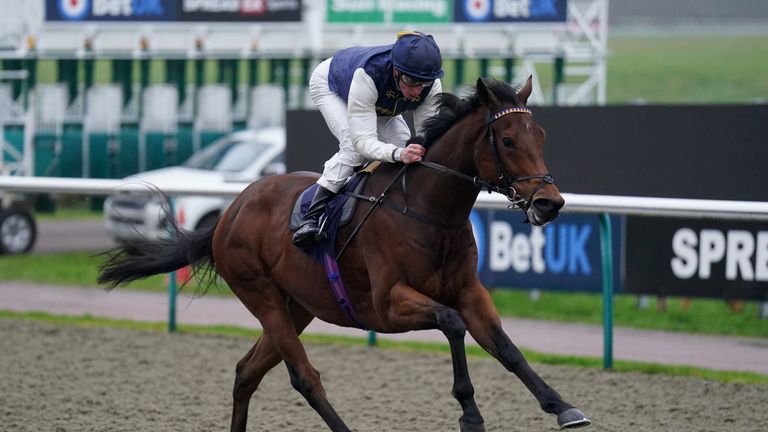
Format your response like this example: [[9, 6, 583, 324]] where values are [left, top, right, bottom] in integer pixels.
[[412, 78, 443, 137], [347, 68, 400, 163]]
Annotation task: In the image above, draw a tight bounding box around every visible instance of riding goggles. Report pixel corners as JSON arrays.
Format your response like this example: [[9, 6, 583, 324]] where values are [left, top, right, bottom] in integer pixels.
[[398, 72, 434, 88]]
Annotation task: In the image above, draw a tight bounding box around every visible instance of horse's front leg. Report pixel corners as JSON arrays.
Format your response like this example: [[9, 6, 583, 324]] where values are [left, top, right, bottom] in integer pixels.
[[458, 283, 591, 429], [387, 281, 486, 432]]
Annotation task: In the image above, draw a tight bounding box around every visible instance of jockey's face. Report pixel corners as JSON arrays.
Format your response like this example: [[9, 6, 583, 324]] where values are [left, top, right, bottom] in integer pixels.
[[394, 69, 431, 100]]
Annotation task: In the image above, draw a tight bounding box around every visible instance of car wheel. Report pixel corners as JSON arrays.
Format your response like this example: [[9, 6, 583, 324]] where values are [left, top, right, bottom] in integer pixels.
[[0, 208, 37, 254]]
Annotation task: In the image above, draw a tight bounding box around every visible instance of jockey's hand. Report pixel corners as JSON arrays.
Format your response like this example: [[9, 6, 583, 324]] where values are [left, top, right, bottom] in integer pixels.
[[400, 143, 426, 164]]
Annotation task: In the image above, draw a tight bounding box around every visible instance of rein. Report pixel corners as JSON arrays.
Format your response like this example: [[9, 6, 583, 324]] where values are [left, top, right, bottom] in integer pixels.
[[335, 165, 407, 261], [419, 106, 554, 211]]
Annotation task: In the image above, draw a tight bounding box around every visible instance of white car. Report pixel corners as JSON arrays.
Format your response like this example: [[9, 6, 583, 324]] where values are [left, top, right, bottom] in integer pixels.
[[103, 127, 285, 242]]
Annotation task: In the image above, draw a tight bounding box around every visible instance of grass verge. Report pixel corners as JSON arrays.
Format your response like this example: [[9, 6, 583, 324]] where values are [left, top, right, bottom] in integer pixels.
[[2, 310, 765, 386], [489, 289, 768, 338], [2, 251, 767, 338]]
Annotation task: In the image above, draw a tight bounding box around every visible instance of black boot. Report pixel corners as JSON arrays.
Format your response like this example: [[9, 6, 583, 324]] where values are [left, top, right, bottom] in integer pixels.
[[292, 185, 337, 247]]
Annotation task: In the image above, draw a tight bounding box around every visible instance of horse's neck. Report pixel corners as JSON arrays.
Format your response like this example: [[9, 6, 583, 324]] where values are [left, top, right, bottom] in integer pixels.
[[404, 111, 486, 224]]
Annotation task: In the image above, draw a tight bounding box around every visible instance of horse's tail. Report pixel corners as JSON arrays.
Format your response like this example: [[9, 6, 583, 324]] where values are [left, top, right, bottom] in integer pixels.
[[97, 221, 218, 292]]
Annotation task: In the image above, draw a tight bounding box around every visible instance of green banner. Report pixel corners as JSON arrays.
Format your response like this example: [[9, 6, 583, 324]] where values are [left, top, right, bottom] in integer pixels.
[[327, 0, 452, 23]]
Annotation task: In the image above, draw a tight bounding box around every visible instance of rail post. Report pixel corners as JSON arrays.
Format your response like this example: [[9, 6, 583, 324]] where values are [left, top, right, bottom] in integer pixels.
[[167, 197, 178, 333], [598, 213, 614, 369]]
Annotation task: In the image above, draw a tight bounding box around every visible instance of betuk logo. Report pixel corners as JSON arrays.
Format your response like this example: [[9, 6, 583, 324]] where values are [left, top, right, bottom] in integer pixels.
[[488, 221, 592, 275], [92, 0, 164, 17]]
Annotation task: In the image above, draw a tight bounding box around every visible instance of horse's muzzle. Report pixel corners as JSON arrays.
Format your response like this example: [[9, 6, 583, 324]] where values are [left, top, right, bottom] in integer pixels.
[[527, 196, 564, 226]]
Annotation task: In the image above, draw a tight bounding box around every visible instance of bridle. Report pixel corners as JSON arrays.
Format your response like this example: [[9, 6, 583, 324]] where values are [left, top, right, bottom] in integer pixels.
[[418, 105, 554, 211]]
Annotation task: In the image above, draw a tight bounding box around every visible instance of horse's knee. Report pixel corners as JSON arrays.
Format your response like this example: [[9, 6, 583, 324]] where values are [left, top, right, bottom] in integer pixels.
[[436, 308, 466, 340]]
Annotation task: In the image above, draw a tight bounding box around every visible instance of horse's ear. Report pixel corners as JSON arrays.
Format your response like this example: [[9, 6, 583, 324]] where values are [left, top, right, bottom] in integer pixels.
[[517, 75, 533, 106], [476, 77, 500, 108]]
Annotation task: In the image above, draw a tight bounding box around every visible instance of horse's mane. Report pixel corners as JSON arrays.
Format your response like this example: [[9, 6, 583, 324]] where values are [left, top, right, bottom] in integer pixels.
[[423, 78, 522, 148]]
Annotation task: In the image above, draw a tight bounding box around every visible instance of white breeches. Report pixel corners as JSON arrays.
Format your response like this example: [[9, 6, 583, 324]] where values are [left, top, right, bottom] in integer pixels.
[[309, 58, 410, 193]]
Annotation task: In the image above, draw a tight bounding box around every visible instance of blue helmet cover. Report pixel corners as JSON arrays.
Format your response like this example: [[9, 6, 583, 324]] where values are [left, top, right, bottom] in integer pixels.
[[391, 32, 445, 81]]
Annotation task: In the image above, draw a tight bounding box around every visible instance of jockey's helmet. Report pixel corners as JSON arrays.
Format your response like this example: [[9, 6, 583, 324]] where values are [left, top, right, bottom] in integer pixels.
[[391, 32, 444, 81]]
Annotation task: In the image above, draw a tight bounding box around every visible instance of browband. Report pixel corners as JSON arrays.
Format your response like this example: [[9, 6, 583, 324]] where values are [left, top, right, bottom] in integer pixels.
[[488, 107, 532, 123]]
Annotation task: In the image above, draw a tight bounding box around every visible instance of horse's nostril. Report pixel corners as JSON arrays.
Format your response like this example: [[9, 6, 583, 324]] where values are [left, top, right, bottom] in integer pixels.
[[532, 198, 563, 214]]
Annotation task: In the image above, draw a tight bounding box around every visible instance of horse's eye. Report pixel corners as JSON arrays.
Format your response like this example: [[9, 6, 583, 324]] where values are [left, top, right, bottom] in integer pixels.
[[502, 137, 516, 148]]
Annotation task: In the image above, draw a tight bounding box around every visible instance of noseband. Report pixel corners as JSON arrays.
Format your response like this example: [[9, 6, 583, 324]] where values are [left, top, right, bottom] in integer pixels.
[[418, 106, 554, 211]]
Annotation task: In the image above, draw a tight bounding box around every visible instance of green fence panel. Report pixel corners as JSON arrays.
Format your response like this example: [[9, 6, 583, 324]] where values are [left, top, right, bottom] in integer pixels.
[[118, 127, 140, 177], [87, 133, 119, 179], [33, 134, 60, 177], [144, 132, 183, 171], [60, 128, 83, 178], [176, 125, 195, 163], [86, 132, 117, 211], [32, 133, 59, 212]]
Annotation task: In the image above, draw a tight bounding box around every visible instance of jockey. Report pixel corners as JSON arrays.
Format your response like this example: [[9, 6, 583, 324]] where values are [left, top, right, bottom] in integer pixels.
[[292, 31, 445, 248]]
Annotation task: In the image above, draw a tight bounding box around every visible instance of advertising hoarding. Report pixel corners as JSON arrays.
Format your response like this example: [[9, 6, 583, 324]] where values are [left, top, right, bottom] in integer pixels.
[[326, 0, 567, 23], [454, 0, 568, 23], [326, 0, 451, 23], [45, 0, 302, 22], [472, 210, 623, 292], [625, 217, 768, 300]]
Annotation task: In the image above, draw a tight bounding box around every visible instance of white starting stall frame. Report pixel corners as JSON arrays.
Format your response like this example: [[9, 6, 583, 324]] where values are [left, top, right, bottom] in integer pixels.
[[140, 84, 179, 172], [194, 84, 232, 153], [1, 175, 768, 367], [33, 84, 68, 177], [248, 84, 286, 130]]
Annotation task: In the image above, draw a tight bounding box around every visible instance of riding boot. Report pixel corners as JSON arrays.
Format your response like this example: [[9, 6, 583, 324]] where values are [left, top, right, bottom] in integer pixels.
[[292, 185, 337, 247]]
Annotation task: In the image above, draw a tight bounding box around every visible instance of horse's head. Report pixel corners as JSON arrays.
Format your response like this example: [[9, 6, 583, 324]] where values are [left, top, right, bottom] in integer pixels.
[[475, 76, 564, 226]]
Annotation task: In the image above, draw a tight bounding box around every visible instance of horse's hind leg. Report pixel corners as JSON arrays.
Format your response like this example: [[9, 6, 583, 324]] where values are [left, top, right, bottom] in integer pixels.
[[278, 332, 351, 432], [230, 300, 314, 432], [236, 289, 351, 432], [230, 335, 281, 432], [458, 284, 591, 429]]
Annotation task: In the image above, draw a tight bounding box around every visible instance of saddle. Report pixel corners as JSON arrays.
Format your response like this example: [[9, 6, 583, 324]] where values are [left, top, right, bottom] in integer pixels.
[[289, 162, 380, 259]]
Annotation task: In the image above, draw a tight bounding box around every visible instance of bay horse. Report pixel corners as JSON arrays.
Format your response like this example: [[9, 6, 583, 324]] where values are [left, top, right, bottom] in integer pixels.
[[98, 77, 590, 432]]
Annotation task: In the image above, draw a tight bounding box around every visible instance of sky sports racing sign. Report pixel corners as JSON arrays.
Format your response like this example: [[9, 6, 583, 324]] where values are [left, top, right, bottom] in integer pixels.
[[625, 217, 768, 300], [327, 0, 567, 23], [470, 210, 622, 293], [46, 0, 302, 22]]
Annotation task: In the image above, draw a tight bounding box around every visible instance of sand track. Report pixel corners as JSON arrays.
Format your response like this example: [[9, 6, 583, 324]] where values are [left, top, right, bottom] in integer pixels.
[[1, 318, 766, 432]]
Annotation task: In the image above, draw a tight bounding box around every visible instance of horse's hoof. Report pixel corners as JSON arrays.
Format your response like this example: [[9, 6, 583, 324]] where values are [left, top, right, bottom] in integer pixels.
[[458, 419, 486, 432], [557, 408, 591, 429]]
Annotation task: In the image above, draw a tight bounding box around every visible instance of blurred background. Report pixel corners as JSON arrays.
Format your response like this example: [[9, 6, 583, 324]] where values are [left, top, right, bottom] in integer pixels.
[[2, 1, 765, 188]]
